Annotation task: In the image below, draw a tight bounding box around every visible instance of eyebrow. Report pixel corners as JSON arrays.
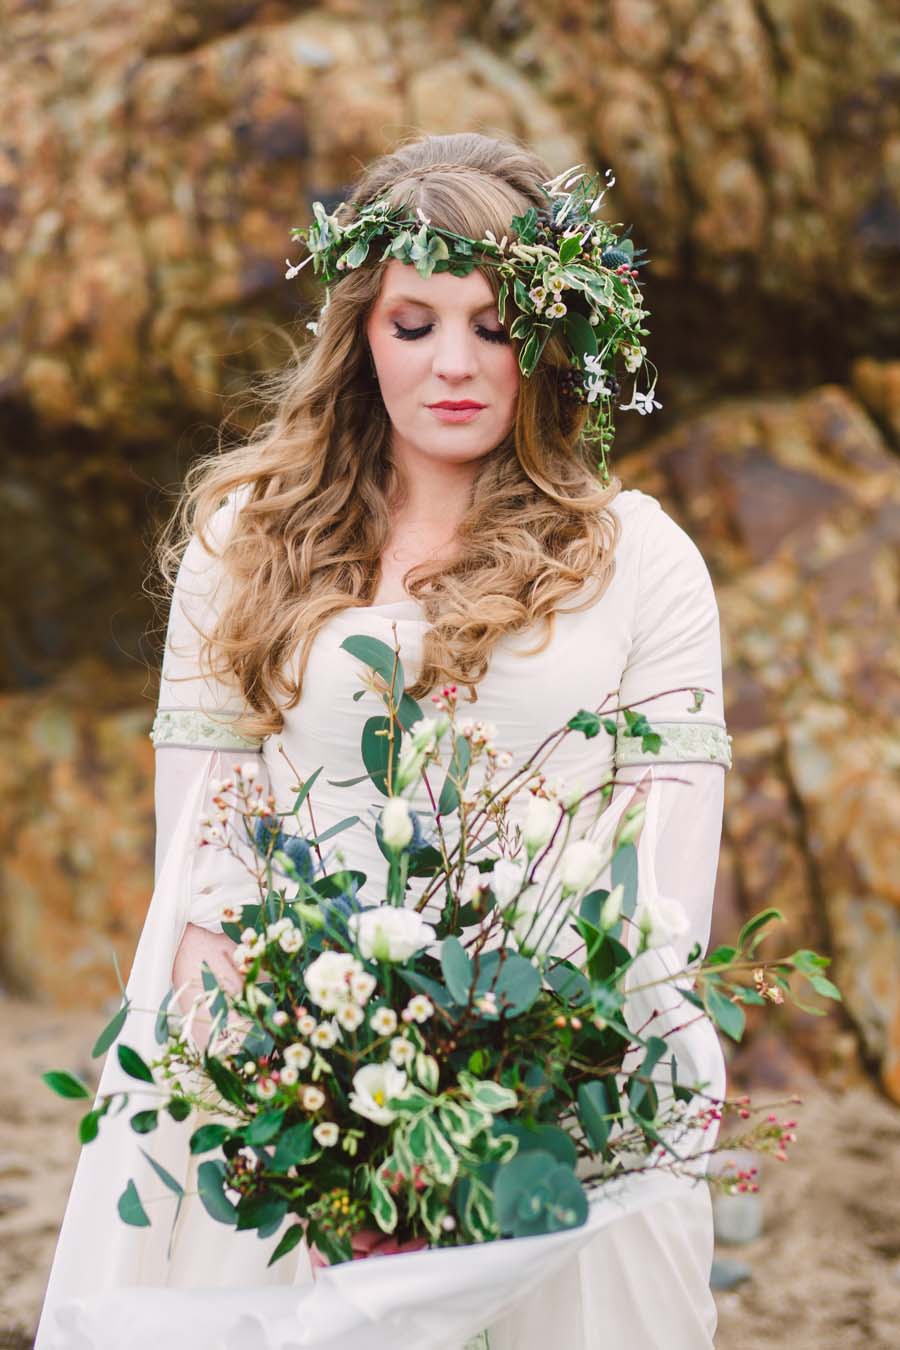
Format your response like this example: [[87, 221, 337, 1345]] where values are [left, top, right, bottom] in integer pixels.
[[383, 294, 498, 315]]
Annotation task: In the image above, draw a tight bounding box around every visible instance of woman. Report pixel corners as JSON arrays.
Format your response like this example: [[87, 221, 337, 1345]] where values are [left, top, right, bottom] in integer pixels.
[[37, 132, 731, 1349]]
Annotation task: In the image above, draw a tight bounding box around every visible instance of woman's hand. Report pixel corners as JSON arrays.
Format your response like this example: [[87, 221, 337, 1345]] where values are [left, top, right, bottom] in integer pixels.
[[308, 1226, 428, 1279], [172, 922, 243, 1053]]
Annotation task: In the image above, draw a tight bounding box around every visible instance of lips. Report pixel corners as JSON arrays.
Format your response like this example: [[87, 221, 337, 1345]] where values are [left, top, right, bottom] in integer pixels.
[[427, 400, 486, 410]]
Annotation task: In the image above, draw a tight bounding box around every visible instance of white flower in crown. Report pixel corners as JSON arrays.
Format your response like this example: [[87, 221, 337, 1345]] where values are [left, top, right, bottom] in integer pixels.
[[219, 903, 242, 925], [348, 1062, 409, 1126], [279, 1065, 299, 1087], [313, 1121, 339, 1148], [296, 1013, 317, 1036], [620, 387, 662, 416], [546, 300, 567, 319], [622, 343, 647, 372], [255, 1076, 277, 1101]]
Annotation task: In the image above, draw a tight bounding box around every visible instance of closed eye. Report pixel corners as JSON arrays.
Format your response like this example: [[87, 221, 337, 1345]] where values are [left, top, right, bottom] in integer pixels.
[[392, 321, 510, 345]]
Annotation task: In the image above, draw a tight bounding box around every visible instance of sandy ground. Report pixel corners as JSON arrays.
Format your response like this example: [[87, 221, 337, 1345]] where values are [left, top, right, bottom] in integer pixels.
[[3, 993, 900, 1349]]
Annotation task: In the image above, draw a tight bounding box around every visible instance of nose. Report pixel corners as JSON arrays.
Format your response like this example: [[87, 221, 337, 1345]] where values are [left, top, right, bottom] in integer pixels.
[[431, 323, 479, 384]]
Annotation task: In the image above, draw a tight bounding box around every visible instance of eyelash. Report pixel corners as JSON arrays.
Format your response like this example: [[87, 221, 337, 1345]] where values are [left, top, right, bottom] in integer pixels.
[[392, 321, 510, 345]]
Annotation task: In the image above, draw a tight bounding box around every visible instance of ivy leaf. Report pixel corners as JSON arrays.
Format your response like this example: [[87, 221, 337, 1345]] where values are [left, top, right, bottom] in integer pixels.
[[567, 709, 603, 739]]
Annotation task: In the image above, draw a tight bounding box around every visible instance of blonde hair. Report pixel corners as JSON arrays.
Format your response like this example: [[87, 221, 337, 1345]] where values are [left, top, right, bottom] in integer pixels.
[[155, 131, 621, 738]]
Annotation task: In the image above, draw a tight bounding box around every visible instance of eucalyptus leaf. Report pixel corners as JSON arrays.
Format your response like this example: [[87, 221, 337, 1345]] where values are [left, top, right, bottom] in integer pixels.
[[92, 1002, 129, 1058], [117, 1179, 150, 1228]]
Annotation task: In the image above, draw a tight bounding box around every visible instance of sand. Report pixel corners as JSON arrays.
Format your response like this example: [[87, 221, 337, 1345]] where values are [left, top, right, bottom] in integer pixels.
[[3, 993, 899, 1349]]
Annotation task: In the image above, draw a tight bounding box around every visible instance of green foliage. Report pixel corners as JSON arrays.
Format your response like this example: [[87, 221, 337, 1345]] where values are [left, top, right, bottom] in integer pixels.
[[117, 1044, 154, 1084], [42, 1070, 90, 1100], [493, 1151, 588, 1237], [91, 1002, 129, 1058], [117, 1179, 150, 1228], [197, 1160, 237, 1225]]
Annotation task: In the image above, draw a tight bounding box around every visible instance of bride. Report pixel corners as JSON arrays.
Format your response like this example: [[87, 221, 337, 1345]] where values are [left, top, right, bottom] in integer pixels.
[[36, 131, 731, 1349]]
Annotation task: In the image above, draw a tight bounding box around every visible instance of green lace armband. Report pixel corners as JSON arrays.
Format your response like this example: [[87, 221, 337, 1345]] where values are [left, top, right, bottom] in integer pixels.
[[150, 707, 264, 753], [614, 720, 732, 770]]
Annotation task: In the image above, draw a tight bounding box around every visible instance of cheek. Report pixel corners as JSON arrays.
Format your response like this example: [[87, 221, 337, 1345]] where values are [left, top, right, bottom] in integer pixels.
[[492, 347, 521, 417]]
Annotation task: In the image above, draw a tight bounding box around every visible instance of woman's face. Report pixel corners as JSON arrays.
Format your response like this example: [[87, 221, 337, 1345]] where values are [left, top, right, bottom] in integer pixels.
[[366, 259, 520, 471]]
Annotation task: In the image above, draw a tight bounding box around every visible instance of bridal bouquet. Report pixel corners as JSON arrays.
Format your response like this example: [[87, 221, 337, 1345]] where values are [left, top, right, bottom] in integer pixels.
[[45, 631, 841, 1267]]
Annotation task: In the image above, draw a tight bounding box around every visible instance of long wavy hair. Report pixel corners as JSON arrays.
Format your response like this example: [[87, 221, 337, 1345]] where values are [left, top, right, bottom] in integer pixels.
[[155, 131, 622, 738]]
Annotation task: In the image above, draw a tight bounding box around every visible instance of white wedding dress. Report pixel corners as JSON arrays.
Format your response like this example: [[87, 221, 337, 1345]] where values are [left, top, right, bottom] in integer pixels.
[[35, 488, 731, 1350]]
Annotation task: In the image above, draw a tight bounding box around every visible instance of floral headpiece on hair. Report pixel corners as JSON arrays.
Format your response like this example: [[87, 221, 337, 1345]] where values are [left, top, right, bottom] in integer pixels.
[[286, 165, 659, 481]]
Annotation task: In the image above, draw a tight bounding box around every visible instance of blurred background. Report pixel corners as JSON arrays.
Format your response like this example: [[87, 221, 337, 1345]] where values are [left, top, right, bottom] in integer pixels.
[[1, 1, 898, 1346]]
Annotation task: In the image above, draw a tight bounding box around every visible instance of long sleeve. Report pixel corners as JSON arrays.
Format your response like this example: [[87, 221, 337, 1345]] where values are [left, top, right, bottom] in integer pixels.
[[611, 502, 731, 965], [150, 496, 269, 934]]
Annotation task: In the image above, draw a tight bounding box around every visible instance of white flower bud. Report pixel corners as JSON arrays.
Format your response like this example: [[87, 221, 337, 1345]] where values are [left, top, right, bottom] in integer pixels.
[[615, 802, 646, 847], [600, 883, 624, 929], [523, 796, 559, 857], [380, 796, 414, 851]]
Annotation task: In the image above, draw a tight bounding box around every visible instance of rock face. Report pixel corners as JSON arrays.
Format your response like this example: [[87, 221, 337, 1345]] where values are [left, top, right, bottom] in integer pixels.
[[1, 2, 899, 1099], [624, 381, 900, 1101]]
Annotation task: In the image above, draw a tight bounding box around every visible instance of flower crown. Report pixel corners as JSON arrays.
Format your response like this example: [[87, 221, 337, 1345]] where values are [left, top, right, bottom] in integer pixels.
[[286, 165, 660, 481]]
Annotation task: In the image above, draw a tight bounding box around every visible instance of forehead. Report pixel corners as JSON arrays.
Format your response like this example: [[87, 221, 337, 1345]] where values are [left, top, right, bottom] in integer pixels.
[[375, 258, 496, 310]]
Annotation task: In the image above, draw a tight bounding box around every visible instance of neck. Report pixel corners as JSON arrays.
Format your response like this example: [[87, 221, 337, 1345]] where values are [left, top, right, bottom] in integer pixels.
[[388, 441, 480, 529]]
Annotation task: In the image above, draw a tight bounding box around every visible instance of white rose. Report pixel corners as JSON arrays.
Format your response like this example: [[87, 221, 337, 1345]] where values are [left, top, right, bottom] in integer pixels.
[[380, 797, 414, 850], [348, 1062, 409, 1126], [559, 839, 605, 895], [304, 951, 362, 1012], [523, 796, 559, 856], [490, 857, 528, 906], [634, 894, 690, 950], [348, 906, 435, 963]]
